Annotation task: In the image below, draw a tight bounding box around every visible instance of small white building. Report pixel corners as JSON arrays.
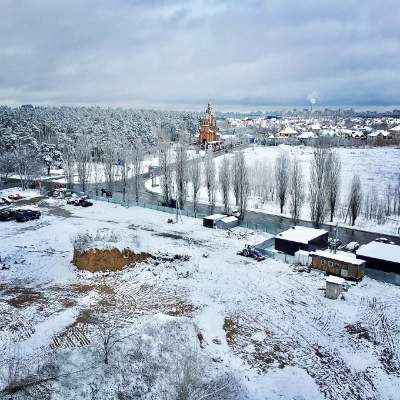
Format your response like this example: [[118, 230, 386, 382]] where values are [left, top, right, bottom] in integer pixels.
[[326, 275, 345, 299], [203, 214, 227, 228], [216, 216, 239, 229]]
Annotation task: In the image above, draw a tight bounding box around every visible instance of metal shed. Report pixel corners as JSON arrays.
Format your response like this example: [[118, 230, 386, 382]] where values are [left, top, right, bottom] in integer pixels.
[[275, 226, 328, 256], [216, 216, 239, 230], [356, 241, 400, 273], [203, 214, 227, 228], [325, 276, 345, 300]]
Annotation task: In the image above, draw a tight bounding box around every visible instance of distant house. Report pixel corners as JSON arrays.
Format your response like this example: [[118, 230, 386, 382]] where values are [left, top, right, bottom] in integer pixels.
[[274, 226, 328, 256], [297, 131, 316, 144], [367, 130, 392, 145], [310, 123, 321, 135], [311, 250, 365, 280], [277, 126, 297, 138], [356, 241, 400, 273], [389, 125, 400, 143]]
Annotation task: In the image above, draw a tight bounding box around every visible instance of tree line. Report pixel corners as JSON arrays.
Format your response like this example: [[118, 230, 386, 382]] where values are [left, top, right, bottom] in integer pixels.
[[158, 138, 400, 229]]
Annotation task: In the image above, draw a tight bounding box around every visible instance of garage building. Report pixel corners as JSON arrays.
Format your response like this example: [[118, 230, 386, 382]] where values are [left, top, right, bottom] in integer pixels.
[[275, 226, 329, 256], [356, 241, 400, 273]]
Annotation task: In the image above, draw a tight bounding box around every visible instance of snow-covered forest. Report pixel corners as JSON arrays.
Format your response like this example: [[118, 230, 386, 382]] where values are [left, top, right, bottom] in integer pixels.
[[0, 105, 199, 184]]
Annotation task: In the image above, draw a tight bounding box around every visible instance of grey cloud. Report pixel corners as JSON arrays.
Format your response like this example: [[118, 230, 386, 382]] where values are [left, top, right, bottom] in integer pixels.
[[0, 0, 399, 109]]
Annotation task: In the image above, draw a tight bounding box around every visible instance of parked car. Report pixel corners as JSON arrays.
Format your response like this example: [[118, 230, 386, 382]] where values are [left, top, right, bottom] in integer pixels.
[[67, 196, 92, 207], [0, 197, 11, 206], [80, 199, 93, 207], [14, 209, 41, 222], [67, 197, 80, 206], [8, 194, 23, 201], [0, 209, 16, 221]]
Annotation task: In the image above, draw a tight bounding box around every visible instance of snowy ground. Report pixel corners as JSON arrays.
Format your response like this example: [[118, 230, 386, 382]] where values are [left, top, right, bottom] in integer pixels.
[[147, 145, 400, 235], [0, 196, 399, 399]]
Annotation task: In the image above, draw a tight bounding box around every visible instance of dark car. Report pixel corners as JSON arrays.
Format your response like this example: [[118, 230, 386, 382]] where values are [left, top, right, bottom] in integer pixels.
[[0, 209, 16, 221], [80, 199, 93, 207], [14, 209, 41, 222]]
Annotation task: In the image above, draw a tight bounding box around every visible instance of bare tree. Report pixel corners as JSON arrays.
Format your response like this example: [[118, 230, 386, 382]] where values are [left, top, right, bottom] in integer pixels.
[[236, 152, 250, 219], [1, 346, 59, 400], [131, 140, 143, 202], [274, 151, 290, 214], [327, 151, 341, 222], [62, 143, 75, 189], [158, 129, 173, 205], [175, 141, 188, 210], [94, 318, 124, 365], [204, 150, 217, 212], [173, 351, 243, 400], [102, 135, 117, 193], [75, 136, 92, 192], [12, 144, 43, 190], [114, 137, 132, 202], [232, 154, 240, 206], [189, 156, 202, 215], [289, 156, 305, 223], [219, 156, 231, 214], [309, 145, 330, 227], [384, 183, 393, 216], [348, 174, 363, 226]]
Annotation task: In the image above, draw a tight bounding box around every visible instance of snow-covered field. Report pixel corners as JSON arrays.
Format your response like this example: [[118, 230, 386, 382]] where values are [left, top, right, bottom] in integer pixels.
[[0, 196, 399, 399], [147, 145, 400, 235]]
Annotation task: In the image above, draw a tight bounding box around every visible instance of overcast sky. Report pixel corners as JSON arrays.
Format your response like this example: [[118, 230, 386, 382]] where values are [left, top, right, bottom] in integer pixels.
[[1, 0, 399, 110]]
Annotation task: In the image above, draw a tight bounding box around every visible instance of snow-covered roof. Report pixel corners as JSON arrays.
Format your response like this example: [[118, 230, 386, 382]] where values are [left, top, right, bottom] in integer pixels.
[[220, 216, 239, 223], [295, 250, 310, 256], [326, 276, 345, 285], [368, 130, 390, 137], [204, 213, 227, 221], [356, 241, 400, 264], [278, 126, 297, 135], [389, 124, 400, 132], [298, 131, 316, 139], [312, 250, 366, 265], [221, 134, 236, 140], [276, 226, 327, 244]]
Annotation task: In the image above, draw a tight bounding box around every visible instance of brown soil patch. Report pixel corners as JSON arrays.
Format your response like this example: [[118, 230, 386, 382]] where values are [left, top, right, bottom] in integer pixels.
[[72, 247, 153, 272], [0, 285, 44, 308]]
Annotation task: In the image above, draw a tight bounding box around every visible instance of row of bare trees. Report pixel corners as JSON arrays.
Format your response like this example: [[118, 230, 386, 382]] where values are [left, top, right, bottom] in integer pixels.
[[158, 135, 250, 219], [63, 134, 145, 201], [259, 144, 399, 228], [274, 145, 372, 227]]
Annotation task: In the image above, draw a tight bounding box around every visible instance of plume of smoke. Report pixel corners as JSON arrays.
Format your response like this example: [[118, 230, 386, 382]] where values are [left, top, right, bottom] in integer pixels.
[[307, 91, 319, 105]]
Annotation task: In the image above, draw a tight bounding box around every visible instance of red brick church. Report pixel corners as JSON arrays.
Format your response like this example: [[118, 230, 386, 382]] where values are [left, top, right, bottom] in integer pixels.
[[199, 102, 220, 144]]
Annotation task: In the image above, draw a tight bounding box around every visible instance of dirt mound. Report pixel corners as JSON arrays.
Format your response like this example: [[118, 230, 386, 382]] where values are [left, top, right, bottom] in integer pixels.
[[72, 248, 152, 272]]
